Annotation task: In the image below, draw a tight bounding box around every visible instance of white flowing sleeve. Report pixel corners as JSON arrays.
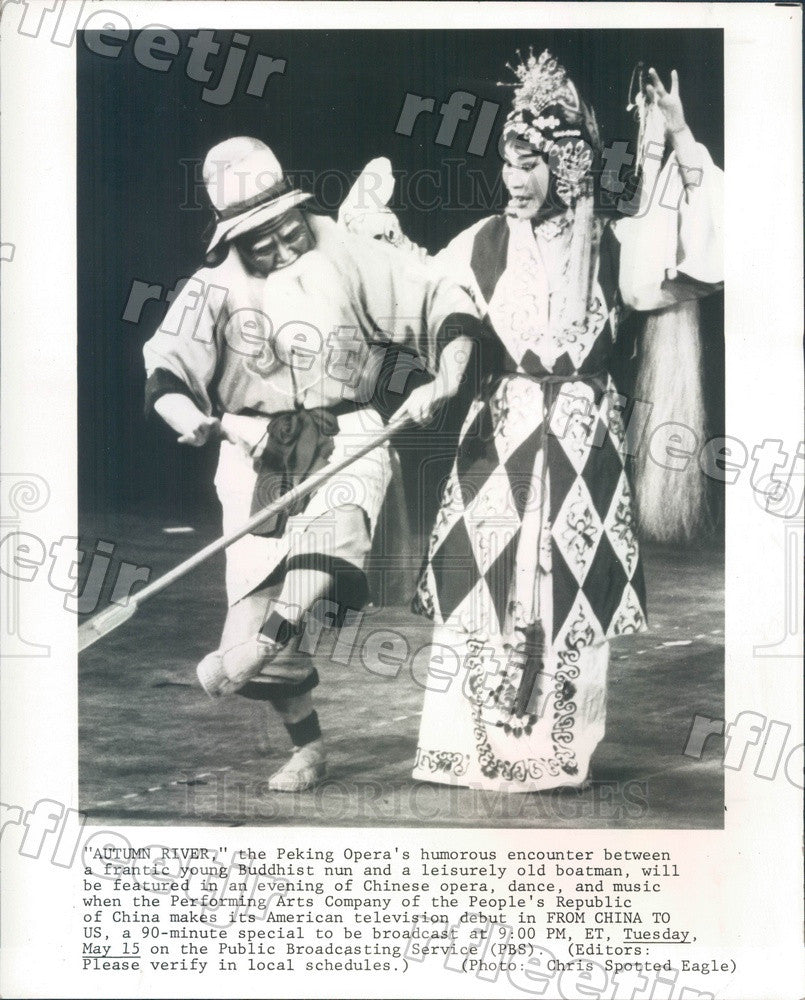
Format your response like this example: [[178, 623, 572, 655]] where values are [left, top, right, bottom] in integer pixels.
[[337, 158, 490, 312], [613, 145, 724, 312]]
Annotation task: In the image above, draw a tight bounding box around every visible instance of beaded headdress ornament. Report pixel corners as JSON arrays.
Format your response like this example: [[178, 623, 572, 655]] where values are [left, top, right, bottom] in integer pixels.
[[499, 48, 600, 205]]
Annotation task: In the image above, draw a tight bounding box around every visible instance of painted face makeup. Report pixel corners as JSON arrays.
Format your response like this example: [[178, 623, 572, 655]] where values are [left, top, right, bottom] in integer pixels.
[[501, 139, 552, 220], [236, 209, 315, 276]]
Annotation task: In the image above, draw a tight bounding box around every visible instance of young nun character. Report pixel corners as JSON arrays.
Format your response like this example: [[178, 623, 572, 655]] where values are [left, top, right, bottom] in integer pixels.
[[143, 137, 485, 791], [350, 51, 723, 792]]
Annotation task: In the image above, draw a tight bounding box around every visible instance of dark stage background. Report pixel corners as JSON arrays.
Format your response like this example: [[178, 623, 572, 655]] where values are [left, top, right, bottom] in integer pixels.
[[77, 29, 724, 533]]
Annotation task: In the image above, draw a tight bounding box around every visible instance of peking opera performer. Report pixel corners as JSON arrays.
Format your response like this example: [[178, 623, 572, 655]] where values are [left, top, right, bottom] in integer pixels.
[[352, 51, 723, 793], [143, 137, 484, 792]]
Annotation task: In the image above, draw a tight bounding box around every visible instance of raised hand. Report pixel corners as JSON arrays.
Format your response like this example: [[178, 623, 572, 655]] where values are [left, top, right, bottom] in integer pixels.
[[645, 67, 687, 137]]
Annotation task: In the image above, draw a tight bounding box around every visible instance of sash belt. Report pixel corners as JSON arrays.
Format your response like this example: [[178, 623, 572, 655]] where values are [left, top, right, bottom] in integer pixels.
[[246, 402, 372, 538]]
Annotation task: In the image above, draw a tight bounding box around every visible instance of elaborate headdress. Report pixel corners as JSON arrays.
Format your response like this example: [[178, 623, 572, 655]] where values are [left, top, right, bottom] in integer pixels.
[[499, 48, 600, 206]]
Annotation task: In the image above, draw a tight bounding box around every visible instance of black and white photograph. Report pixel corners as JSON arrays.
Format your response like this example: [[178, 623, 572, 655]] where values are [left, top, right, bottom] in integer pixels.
[[76, 27, 725, 827], [1, 4, 802, 999]]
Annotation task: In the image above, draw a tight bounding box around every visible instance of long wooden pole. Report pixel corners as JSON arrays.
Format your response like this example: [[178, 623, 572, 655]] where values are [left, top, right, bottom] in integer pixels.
[[78, 414, 411, 651]]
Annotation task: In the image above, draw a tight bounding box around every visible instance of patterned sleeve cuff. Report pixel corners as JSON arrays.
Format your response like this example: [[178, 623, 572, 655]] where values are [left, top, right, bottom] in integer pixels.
[[144, 368, 196, 419]]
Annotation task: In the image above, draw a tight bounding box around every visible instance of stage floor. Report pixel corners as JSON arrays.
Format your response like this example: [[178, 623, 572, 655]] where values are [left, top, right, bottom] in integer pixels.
[[78, 514, 724, 828]]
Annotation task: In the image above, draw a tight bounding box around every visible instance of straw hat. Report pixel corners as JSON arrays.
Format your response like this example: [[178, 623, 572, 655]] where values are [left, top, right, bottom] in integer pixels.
[[203, 136, 312, 252]]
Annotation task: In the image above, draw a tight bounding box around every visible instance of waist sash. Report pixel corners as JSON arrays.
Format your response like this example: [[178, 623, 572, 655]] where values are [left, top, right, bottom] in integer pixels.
[[248, 402, 370, 537]]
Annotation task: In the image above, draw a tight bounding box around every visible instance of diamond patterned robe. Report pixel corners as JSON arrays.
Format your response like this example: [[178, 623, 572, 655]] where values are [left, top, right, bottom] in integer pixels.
[[411, 211, 647, 790], [410, 144, 722, 790], [415, 212, 647, 650]]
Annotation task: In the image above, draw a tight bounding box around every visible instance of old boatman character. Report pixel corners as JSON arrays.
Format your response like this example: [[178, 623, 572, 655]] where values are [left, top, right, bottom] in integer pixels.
[[143, 137, 484, 791], [349, 51, 723, 792]]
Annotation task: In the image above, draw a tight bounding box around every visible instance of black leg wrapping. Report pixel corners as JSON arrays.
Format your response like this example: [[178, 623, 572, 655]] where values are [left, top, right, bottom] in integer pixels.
[[238, 668, 320, 702], [283, 554, 370, 620], [240, 555, 369, 704], [285, 711, 322, 748]]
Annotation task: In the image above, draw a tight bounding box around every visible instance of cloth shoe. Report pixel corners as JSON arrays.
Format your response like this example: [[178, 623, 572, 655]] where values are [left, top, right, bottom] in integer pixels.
[[268, 738, 327, 792]]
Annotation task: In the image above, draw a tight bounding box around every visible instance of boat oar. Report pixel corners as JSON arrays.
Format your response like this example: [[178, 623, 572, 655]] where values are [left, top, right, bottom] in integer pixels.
[[78, 413, 411, 652]]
